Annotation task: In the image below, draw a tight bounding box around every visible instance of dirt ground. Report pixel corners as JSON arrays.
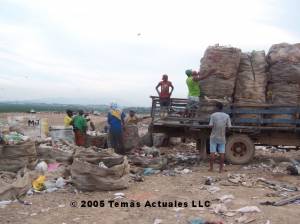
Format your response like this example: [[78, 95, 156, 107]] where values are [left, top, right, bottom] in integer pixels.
[[1, 113, 300, 224], [1, 151, 300, 224]]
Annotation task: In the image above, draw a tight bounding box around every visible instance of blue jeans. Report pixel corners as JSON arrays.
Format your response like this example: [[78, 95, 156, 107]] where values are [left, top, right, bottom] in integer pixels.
[[210, 139, 225, 153]]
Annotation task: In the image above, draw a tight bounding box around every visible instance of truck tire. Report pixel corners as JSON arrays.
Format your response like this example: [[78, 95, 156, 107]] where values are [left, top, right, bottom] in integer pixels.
[[225, 135, 255, 165]]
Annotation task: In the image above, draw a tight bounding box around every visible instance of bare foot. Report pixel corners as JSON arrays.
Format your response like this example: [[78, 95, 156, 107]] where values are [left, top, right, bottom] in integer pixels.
[[219, 169, 227, 173]]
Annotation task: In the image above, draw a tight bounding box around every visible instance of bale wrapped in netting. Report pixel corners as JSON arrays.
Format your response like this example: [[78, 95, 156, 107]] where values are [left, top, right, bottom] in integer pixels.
[[234, 51, 268, 104], [71, 147, 129, 191], [267, 43, 300, 65], [269, 83, 300, 105], [0, 141, 37, 172], [199, 45, 242, 101], [269, 62, 300, 84]]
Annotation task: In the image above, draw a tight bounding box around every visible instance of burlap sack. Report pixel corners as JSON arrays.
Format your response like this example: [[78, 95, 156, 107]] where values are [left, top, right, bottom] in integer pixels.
[[74, 148, 124, 168], [0, 169, 38, 200], [37, 145, 74, 164], [71, 157, 129, 191], [0, 142, 37, 172], [123, 125, 139, 151]]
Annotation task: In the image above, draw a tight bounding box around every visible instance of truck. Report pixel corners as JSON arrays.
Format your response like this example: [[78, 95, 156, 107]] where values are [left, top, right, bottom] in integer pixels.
[[149, 96, 300, 164]]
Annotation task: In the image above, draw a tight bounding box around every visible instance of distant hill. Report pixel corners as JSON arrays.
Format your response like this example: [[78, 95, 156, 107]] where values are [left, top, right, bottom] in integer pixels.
[[0, 102, 150, 113]]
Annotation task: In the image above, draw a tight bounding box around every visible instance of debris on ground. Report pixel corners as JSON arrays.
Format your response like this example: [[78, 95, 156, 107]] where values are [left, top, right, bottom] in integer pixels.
[[260, 193, 300, 206]]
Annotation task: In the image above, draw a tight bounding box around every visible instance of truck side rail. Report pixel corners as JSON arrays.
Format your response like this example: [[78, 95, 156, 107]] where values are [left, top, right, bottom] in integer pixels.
[[150, 96, 300, 127]]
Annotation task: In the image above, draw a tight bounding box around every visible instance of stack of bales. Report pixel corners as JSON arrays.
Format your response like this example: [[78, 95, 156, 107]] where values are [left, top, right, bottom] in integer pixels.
[[267, 43, 300, 105]]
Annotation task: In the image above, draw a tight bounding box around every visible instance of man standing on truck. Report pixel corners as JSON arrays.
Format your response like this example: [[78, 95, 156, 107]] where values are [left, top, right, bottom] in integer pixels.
[[185, 69, 216, 117], [155, 74, 174, 118], [208, 102, 231, 173]]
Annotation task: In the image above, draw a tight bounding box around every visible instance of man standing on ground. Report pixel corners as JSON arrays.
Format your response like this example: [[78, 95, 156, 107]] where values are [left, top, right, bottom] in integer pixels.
[[64, 109, 73, 127], [208, 102, 231, 173], [107, 102, 126, 154], [73, 110, 87, 146], [125, 110, 139, 125], [155, 74, 174, 118], [185, 69, 215, 117]]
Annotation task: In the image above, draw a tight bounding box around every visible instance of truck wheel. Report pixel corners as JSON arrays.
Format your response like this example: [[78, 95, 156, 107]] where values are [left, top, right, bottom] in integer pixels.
[[225, 135, 255, 165]]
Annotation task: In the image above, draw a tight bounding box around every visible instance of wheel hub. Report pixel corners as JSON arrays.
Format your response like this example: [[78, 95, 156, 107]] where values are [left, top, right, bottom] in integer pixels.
[[231, 142, 247, 157]]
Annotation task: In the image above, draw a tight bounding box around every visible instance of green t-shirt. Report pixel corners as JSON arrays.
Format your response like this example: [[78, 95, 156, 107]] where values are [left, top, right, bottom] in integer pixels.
[[186, 77, 200, 97], [73, 115, 87, 133]]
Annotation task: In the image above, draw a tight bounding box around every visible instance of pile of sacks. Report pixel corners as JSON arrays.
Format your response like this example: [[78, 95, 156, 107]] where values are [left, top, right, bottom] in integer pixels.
[[197, 42, 300, 111], [71, 147, 129, 191], [267, 43, 300, 105]]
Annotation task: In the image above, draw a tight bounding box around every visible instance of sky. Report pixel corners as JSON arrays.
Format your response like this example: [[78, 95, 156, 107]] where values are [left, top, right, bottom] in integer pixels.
[[0, 0, 299, 106]]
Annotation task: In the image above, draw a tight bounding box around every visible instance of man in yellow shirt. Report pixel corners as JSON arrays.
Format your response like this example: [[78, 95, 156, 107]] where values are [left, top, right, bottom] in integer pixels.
[[125, 110, 139, 125], [64, 110, 73, 127]]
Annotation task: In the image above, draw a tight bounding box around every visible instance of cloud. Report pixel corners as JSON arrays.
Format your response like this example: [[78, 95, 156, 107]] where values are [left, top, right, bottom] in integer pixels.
[[0, 0, 299, 106]]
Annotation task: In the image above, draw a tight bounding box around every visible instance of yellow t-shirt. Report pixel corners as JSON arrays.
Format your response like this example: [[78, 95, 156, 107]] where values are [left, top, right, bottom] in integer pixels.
[[125, 115, 138, 125], [64, 116, 73, 127]]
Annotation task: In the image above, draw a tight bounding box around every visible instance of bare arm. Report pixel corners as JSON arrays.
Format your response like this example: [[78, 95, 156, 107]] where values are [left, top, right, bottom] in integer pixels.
[[155, 83, 161, 96], [170, 83, 174, 96], [227, 116, 232, 128], [209, 115, 213, 127], [197, 68, 217, 81]]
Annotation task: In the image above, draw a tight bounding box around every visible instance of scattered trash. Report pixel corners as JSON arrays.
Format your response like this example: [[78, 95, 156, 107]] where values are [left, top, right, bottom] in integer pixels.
[[143, 168, 160, 176], [218, 194, 234, 203], [207, 186, 221, 194], [114, 192, 125, 200], [99, 162, 108, 169], [205, 177, 213, 185], [260, 193, 300, 206], [257, 178, 298, 192], [32, 175, 46, 191], [181, 168, 192, 174], [174, 168, 192, 175], [161, 170, 176, 176], [211, 203, 227, 214], [153, 218, 163, 224], [2, 132, 29, 145], [55, 177, 66, 188], [47, 163, 61, 172], [0, 200, 12, 208], [188, 218, 205, 224], [235, 216, 256, 224], [129, 174, 144, 182], [35, 161, 48, 173], [236, 206, 261, 213]]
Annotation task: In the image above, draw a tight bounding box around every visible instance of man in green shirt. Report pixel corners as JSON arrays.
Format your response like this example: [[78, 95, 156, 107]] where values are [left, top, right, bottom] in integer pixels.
[[73, 110, 87, 146], [185, 69, 215, 117]]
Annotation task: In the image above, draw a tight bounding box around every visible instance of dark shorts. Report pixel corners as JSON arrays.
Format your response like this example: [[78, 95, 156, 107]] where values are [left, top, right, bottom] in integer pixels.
[[159, 98, 170, 107]]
